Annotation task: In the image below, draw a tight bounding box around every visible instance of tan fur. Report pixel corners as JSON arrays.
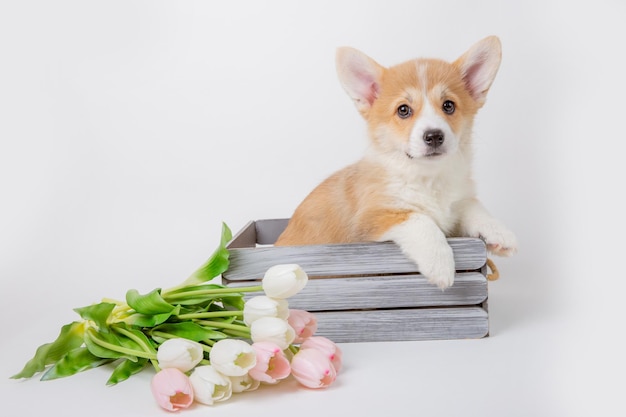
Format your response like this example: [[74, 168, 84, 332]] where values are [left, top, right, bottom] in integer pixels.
[[275, 160, 413, 245]]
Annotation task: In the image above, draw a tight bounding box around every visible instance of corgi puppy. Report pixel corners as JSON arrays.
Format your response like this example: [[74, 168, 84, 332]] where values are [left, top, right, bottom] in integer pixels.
[[275, 36, 517, 289]]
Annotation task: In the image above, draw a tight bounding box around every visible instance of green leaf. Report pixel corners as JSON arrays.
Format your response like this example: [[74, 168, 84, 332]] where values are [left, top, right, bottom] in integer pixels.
[[84, 328, 138, 362], [126, 288, 175, 315], [11, 321, 86, 379], [106, 358, 149, 386], [41, 347, 111, 381], [151, 322, 228, 342], [73, 302, 116, 332], [123, 305, 180, 327], [181, 222, 232, 286], [220, 295, 246, 311]]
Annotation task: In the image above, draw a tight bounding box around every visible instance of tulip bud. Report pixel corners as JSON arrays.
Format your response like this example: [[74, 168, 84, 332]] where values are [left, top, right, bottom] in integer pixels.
[[243, 296, 289, 326], [156, 338, 204, 372], [151, 368, 194, 411], [290, 348, 337, 389], [189, 365, 232, 405], [262, 264, 308, 299], [249, 342, 291, 384], [250, 316, 296, 350], [287, 309, 318, 343], [209, 339, 256, 377], [300, 336, 343, 372]]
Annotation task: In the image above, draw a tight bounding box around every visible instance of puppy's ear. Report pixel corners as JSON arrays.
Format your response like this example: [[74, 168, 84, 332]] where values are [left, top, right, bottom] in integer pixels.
[[454, 36, 502, 106], [336, 47, 384, 117]]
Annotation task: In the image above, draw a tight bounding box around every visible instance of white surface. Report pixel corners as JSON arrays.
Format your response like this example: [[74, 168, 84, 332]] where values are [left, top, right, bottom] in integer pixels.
[[1, 1, 624, 416]]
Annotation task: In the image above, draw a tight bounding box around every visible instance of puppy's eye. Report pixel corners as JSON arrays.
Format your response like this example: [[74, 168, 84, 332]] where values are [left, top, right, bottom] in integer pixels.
[[442, 100, 455, 115], [397, 104, 413, 119]]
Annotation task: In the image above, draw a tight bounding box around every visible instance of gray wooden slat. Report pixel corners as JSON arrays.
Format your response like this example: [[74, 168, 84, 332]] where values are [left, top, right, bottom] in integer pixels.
[[255, 218, 290, 245], [227, 220, 257, 249], [224, 238, 486, 280], [225, 219, 487, 280], [228, 272, 487, 311], [312, 307, 489, 343]]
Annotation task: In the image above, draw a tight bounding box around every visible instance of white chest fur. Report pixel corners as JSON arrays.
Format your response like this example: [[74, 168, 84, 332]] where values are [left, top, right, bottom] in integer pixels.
[[376, 151, 474, 234]]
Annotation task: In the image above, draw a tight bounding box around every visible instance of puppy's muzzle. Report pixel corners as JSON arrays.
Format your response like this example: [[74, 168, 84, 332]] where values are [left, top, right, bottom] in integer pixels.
[[423, 129, 445, 149]]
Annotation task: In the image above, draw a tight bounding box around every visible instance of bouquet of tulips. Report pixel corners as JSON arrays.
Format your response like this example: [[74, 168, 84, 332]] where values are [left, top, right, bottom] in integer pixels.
[[11, 224, 342, 411]]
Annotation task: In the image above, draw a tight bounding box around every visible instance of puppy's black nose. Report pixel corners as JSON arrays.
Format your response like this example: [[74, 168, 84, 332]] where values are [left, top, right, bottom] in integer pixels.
[[423, 129, 445, 148]]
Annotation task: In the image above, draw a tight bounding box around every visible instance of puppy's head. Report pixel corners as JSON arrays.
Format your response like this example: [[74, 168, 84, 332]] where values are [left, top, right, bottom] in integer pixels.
[[336, 36, 501, 164]]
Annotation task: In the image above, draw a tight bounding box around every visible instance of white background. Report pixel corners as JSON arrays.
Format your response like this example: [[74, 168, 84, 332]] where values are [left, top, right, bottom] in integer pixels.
[[1, 1, 625, 416]]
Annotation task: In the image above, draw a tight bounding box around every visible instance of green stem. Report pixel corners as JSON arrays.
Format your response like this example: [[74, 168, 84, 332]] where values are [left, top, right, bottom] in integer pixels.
[[223, 329, 252, 339], [151, 331, 176, 341], [227, 285, 263, 293], [196, 320, 251, 335], [112, 326, 161, 372], [162, 285, 263, 299], [176, 310, 243, 320], [151, 331, 213, 354], [86, 329, 157, 360], [114, 327, 158, 359]]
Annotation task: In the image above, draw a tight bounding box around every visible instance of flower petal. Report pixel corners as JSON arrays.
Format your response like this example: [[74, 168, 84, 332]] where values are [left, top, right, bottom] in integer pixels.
[[262, 264, 308, 299], [209, 339, 256, 376], [249, 342, 291, 383], [157, 338, 204, 372], [151, 368, 194, 411], [189, 365, 232, 405], [243, 296, 289, 326], [300, 336, 343, 372], [230, 374, 261, 393], [250, 317, 296, 350], [287, 309, 318, 343], [290, 348, 337, 389]]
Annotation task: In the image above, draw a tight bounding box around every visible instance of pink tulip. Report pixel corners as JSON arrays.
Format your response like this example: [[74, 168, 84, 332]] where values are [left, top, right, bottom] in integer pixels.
[[248, 342, 291, 384], [151, 368, 194, 412], [300, 336, 343, 372], [290, 348, 337, 389], [287, 309, 318, 343]]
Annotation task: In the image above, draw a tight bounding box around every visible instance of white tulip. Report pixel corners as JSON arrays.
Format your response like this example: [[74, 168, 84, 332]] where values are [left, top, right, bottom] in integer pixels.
[[189, 365, 232, 405], [262, 264, 308, 299], [230, 373, 261, 393], [156, 338, 204, 372], [243, 296, 289, 326], [250, 316, 296, 350], [209, 339, 256, 377]]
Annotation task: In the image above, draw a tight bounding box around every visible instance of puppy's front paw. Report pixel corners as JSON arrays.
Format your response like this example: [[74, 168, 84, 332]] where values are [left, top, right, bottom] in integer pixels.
[[477, 221, 518, 257], [384, 215, 457, 290], [418, 243, 456, 290]]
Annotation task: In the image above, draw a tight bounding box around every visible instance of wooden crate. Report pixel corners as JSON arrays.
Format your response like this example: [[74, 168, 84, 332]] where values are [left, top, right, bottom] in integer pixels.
[[223, 219, 490, 343]]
